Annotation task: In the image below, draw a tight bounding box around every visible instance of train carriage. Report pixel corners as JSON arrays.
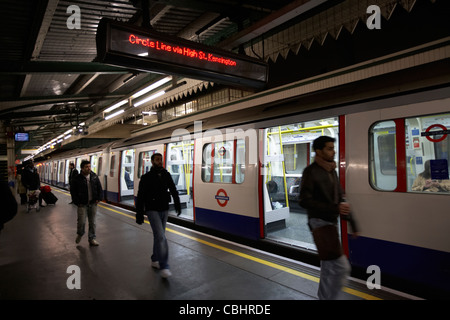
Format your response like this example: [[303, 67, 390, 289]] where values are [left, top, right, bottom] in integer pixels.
[[36, 85, 450, 297]]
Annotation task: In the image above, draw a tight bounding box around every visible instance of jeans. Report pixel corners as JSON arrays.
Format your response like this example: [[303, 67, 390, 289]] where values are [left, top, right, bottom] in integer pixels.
[[77, 203, 97, 240], [146, 210, 169, 270], [309, 218, 351, 300]]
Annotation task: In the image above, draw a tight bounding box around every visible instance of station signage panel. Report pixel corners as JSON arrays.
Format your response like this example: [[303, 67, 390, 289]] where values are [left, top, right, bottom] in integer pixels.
[[96, 19, 268, 89]]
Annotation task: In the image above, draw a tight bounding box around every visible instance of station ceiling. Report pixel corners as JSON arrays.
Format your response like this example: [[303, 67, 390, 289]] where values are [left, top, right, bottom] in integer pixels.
[[0, 0, 447, 161], [1, 0, 320, 158]]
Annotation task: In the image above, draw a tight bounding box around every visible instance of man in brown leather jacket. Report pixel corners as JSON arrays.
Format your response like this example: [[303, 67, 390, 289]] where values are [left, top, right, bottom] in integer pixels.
[[299, 135, 356, 300]]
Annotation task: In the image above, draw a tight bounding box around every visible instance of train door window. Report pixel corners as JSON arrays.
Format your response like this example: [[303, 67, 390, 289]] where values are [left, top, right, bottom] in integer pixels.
[[406, 113, 450, 194], [167, 141, 194, 219], [75, 158, 81, 172], [110, 155, 116, 177], [235, 139, 245, 183], [263, 117, 339, 250], [53, 162, 58, 182], [98, 157, 103, 177], [138, 150, 156, 178], [58, 162, 64, 184], [91, 155, 99, 174], [65, 161, 70, 185], [369, 121, 397, 191], [213, 141, 233, 183], [201, 144, 213, 182], [201, 139, 245, 184], [120, 149, 135, 204]]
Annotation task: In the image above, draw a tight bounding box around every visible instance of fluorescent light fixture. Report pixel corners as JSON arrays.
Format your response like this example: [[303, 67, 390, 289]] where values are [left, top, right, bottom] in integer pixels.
[[104, 109, 124, 120], [134, 90, 165, 107], [57, 139, 63, 143], [64, 129, 73, 135], [64, 135, 72, 140], [138, 52, 149, 57], [104, 99, 128, 113], [131, 77, 171, 99], [142, 111, 157, 115]]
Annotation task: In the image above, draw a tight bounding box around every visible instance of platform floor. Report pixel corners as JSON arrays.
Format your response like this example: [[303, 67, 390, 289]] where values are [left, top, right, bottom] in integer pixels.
[[0, 187, 415, 301]]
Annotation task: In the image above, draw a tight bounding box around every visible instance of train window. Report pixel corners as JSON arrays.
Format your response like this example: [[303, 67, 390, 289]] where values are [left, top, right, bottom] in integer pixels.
[[370, 120, 397, 191], [406, 113, 450, 194], [91, 155, 98, 174], [138, 150, 156, 178], [59, 162, 64, 175], [110, 155, 116, 178], [201, 139, 245, 184], [98, 157, 103, 177], [283, 143, 309, 174]]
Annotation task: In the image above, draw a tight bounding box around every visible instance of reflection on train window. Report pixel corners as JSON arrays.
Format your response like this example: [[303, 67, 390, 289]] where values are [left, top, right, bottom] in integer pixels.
[[110, 155, 115, 177], [370, 121, 397, 191], [138, 150, 156, 178], [201, 139, 245, 184], [406, 113, 450, 194]]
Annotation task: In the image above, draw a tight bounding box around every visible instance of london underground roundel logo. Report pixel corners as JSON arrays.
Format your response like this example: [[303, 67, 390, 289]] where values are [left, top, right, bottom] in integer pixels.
[[215, 189, 229, 207], [423, 124, 448, 143]]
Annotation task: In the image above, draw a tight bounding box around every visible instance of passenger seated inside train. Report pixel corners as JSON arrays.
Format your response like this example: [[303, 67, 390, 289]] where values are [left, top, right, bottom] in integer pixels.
[[267, 179, 285, 209], [124, 168, 134, 190], [411, 160, 450, 192]]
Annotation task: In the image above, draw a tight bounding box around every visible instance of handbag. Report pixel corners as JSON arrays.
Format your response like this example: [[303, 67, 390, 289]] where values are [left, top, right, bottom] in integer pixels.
[[311, 224, 343, 260]]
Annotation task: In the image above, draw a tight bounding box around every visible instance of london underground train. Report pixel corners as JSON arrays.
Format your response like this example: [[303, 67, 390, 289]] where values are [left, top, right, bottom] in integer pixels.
[[35, 48, 450, 297]]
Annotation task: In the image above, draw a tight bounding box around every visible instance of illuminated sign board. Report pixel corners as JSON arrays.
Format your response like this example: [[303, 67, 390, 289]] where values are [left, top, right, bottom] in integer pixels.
[[15, 132, 29, 142], [96, 19, 268, 89]]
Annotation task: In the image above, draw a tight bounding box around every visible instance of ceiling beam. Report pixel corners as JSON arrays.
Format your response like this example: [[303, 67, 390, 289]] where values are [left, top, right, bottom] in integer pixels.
[[0, 61, 135, 75], [2, 107, 93, 120], [0, 93, 123, 114]]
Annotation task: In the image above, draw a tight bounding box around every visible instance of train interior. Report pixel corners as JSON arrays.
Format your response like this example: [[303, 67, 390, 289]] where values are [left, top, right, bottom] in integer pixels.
[[166, 141, 194, 219], [263, 117, 339, 250]]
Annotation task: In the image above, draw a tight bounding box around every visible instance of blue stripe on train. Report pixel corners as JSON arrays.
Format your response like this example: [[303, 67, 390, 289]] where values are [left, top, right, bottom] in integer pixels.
[[349, 236, 450, 293], [195, 207, 260, 240]]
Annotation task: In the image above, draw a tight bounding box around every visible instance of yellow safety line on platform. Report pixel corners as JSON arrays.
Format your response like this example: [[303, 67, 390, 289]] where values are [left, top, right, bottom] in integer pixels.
[[83, 199, 379, 300]]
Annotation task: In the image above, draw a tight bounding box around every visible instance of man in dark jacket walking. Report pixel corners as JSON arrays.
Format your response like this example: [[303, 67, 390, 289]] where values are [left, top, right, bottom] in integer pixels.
[[299, 136, 357, 300], [71, 160, 103, 246], [136, 152, 181, 278]]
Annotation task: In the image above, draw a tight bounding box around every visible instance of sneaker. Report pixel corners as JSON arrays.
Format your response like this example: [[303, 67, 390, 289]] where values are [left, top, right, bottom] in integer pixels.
[[151, 261, 160, 269], [75, 235, 82, 244], [160, 269, 172, 278], [89, 239, 99, 246]]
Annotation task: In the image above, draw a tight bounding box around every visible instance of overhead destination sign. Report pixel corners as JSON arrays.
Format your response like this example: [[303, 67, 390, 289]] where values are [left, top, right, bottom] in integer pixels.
[[96, 19, 268, 89]]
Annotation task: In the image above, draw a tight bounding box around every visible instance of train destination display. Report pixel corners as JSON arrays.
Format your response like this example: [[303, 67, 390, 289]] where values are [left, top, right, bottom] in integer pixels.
[[96, 19, 268, 89]]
